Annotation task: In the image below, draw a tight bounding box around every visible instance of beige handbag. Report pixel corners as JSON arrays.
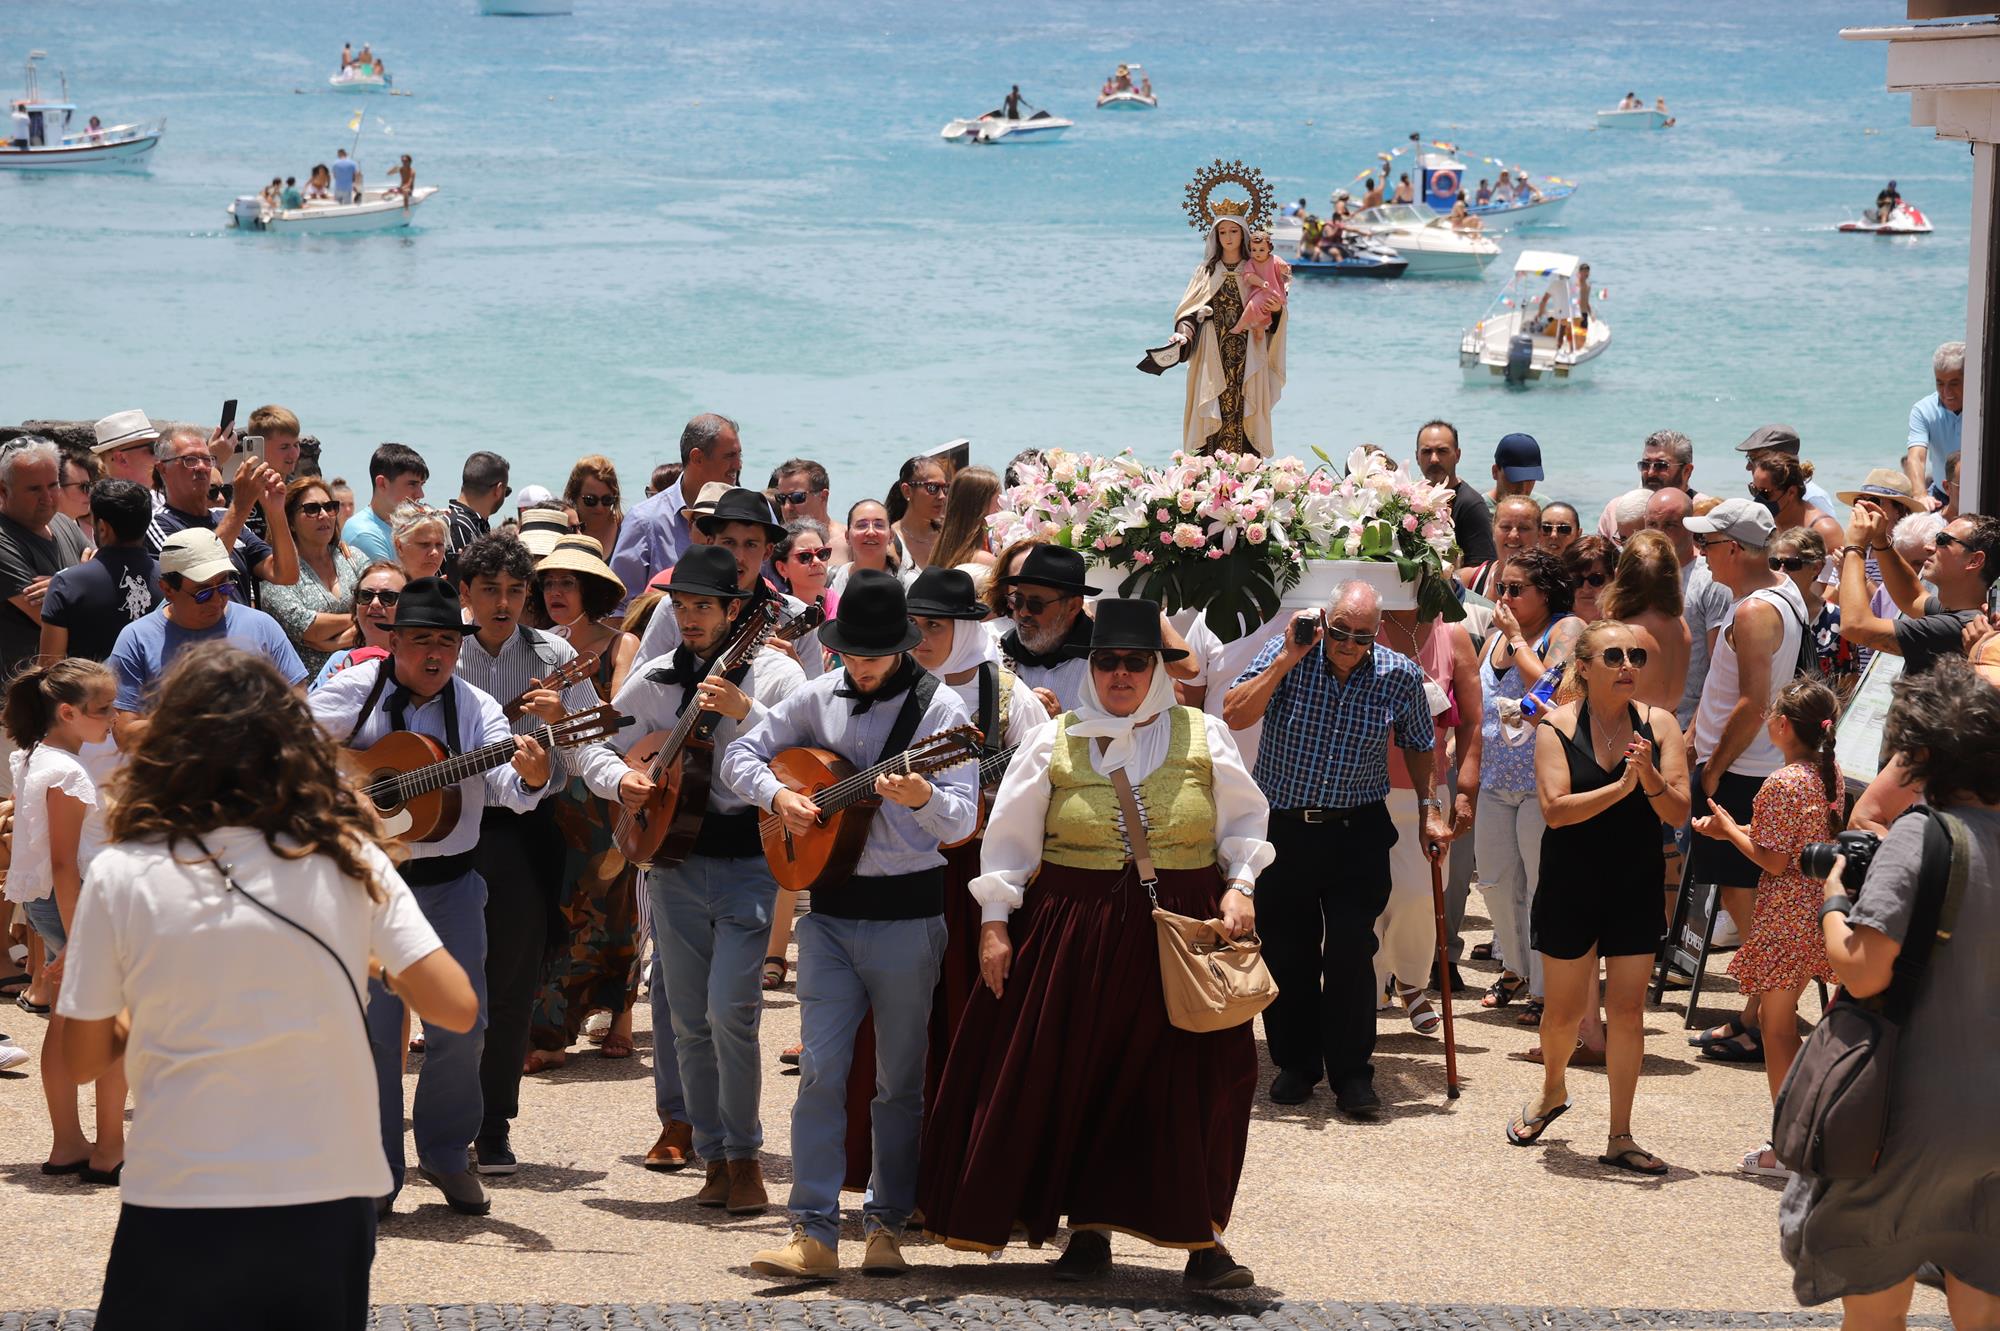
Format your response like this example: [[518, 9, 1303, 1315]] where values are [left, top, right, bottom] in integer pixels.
[[1109, 766, 1277, 1033]]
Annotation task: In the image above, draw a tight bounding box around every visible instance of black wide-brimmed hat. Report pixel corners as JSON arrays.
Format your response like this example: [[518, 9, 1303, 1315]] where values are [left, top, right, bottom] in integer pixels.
[[819, 569, 922, 657], [389, 577, 469, 634], [695, 487, 787, 542], [905, 567, 990, 621], [1087, 597, 1188, 662], [664, 545, 750, 600], [998, 544, 1099, 597]]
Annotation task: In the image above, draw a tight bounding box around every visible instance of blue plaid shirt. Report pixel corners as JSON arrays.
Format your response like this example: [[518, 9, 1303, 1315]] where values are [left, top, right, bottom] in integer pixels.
[[1233, 635, 1434, 811]]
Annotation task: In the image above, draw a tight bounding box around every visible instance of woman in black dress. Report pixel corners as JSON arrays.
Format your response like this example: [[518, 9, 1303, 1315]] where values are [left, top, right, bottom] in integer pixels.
[[1507, 621, 1689, 1173]]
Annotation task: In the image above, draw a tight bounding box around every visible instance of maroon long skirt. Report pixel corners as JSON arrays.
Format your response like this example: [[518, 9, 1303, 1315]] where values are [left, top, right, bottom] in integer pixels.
[[916, 861, 1255, 1252], [839, 837, 984, 1192]]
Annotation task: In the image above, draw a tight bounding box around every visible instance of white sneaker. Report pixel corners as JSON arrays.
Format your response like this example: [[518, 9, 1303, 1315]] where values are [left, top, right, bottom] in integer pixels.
[[0, 1044, 30, 1073], [1712, 909, 1742, 949]]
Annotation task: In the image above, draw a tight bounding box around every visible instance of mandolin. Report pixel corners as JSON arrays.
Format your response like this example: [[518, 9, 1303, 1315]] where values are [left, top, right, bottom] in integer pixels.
[[501, 649, 601, 721], [758, 724, 985, 892], [941, 743, 1020, 850], [613, 597, 784, 867], [342, 705, 631, 843]]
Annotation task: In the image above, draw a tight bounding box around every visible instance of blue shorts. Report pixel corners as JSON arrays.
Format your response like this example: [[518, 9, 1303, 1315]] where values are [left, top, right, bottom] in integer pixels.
[[22, 896, 65, 960]]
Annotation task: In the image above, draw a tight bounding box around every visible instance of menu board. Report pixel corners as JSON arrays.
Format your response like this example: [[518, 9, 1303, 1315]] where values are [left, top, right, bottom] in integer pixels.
[[1835, 651, 1904, 788]]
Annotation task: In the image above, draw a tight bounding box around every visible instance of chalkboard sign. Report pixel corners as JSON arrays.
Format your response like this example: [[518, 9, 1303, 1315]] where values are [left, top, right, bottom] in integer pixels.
[[1835, 652, 1905, 788]]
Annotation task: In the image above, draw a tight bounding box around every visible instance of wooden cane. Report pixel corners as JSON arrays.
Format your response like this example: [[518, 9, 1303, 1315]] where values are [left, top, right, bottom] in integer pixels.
[[1427, 840, 1461, 1099]]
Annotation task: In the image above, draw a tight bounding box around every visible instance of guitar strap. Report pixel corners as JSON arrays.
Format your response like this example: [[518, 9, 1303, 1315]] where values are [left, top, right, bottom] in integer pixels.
[[342, 659, 462, 756], [343, 658, 396, 747], [517, 624, 563, 667], [877, 669, 939, 766], [976, 662, 1000, 757]]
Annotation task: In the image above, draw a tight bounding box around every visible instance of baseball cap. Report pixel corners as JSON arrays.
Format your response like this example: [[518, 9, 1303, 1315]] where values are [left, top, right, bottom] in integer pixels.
[[514, 484, 556, 513], [1683, 496, 1777, 549], [159, 528, 238, 583], [1494, 432, 1544, 483], [1735, 424, 1801, 456]]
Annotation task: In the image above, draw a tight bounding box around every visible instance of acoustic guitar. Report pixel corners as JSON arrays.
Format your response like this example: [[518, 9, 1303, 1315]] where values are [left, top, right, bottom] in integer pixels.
[[342, 705, 630, 843], [758, 724, 984, 892], [941, 743, 1020, 850], [501, 649, 601, 721]]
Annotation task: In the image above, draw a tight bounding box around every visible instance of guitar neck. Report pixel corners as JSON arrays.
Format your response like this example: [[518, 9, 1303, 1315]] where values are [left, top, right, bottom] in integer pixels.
[[375, 724, 554, 802], [646, 605, 779, 774], [816, 745, 971, 815], [977, 745, 1018, 787]]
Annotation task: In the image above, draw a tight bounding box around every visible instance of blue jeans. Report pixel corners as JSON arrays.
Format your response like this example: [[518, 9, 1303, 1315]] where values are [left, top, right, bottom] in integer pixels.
[[365, 869, 489, 1191], [788, 912, 946, 1248], [647, 855, 776, 1159], [23, 895, 65, 960]]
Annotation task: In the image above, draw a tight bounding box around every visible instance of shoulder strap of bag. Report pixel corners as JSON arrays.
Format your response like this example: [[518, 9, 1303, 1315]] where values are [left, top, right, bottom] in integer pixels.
[[1879, 806, 1970, 1023], [876, 667, 939, 766], [1105, 752, 1159, 902], [342, 657, 396, 748]]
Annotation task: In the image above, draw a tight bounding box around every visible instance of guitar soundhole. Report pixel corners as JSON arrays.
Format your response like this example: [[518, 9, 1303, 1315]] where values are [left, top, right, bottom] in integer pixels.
[[368, 768, 400, 813]]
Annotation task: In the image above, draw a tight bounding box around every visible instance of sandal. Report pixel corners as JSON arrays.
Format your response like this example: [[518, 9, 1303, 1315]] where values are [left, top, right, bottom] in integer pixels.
[[762, 956, 789, 991], [1700, 1028, 1766, 1063], [1688, 1014, 1747, 1047], [14, 993, 50, 1016], [600, 1032, 633, 1060], [1471, 942, 1494, 962], [1599, 1135, 1668, 1175], [1481, 973, 1527, 1009], [1505, 1097, 1570, 1146], [1737, 1143, 1792, 1179], [1396, 982, 1442, 1036], [1519, 1039, 1605, 1068], [1514, 999, 1545, 1027], [582, 1010, 612, 1045], [523, 1049, 568, 1074]]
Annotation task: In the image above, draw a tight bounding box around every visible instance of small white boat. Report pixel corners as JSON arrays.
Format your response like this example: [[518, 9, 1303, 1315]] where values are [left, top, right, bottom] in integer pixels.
[[1337, 202, 1499, 277], [1839, 203, 1933, 235], [1096, 62, 1156, 110], [479, 0, 572, 13], [1459, 250, 1610, 385], [229, 185, 438, 234], [1595, 106, 1669, 130], [940, 109, 1073, 144], [0, 53, 163, 170], [329, 66, 391, 92]]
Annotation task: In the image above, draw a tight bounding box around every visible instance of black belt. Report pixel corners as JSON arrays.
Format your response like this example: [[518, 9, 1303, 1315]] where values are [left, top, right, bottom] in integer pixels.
[[812, 868, 944, 921], [399, 850, 478, 887], [1274, 802, 1383, 825], [691, 807, 763, 860]]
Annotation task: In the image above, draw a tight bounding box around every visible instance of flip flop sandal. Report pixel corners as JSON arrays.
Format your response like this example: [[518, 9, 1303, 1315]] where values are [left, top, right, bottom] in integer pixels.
[[1514, 999, 1545, 1026], [1471, 943, 1495, 962], [1506, 1098, 1571, 1146], [1688, 1013, 1747, 1047], [1482, 974, 1527, 1009], [1700, 1028, 1766, 1063], [762, 956, 789, 991], [14, 993, 50, 1015], [1599, 1138, 1669, 1175]]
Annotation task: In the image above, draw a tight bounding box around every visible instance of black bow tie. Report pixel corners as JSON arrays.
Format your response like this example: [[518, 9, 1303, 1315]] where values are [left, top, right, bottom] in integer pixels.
[[834, 656, 919, 714]]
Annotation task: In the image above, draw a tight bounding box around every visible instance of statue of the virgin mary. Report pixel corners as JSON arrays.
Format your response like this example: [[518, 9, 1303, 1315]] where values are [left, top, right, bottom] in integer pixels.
[[1137, 159, 1287, 457]]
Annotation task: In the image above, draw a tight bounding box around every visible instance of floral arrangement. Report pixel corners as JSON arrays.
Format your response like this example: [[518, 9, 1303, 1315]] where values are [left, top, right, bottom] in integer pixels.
[[987, 446, 1463, 636]]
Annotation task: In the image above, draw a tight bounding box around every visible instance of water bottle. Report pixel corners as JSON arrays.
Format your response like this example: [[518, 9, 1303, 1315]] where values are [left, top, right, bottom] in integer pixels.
[[1517, 664, 1563, 721], [1497, 664, 1563, 746]]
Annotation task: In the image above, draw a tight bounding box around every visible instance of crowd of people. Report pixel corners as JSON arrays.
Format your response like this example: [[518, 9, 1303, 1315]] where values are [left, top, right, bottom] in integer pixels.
[[1, 353, 1996, 1326]]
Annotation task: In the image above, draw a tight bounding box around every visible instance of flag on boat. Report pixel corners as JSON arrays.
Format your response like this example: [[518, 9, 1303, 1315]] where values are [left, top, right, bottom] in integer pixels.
[[348, 110, 363, 132]]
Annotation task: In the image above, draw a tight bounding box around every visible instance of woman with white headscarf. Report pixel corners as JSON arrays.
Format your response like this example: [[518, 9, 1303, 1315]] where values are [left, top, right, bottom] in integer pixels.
[[917, 598, 1273, 1292]]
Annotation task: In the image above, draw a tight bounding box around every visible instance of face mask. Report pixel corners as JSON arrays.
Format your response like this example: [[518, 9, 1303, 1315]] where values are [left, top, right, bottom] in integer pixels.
[[1749, 488, 1782, 518]]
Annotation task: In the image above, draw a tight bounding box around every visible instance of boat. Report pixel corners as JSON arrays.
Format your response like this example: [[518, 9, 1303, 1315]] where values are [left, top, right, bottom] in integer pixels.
[[0, 52, 164, 170], [940, 109, 1073, 144], [478, 0, 572, 13], [1360, 137, 1576, 228], [1337, 202, 1499, 276], [1839, 203, 1933, 235], [1458, 250, 1609, 385], [1595, 106, 1669, 130], [1290, 240, 1407, 280], [228, 185, 438, 234], [329, 65, 391, 92], [1096, 63, 1156, 111]]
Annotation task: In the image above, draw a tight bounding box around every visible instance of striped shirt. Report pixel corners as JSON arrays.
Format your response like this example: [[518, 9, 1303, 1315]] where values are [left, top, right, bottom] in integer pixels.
[[1232, 636, 1434, 811], [455, 626, 603, 782]]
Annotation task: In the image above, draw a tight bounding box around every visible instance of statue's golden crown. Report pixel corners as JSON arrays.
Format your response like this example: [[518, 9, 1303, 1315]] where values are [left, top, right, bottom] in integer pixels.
[[1182, 158, 1274, 233]]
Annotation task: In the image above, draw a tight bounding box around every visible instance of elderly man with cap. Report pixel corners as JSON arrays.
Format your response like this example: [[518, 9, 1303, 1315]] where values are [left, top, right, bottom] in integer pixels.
[[308, 576, 556, 1221], [1682, 498, 1808, 1064], [1484, 432, 1543, 513], [575, 544, 805, 1202], [611, 413, 745, 601], [722, 569, 977, 1281], [108, 529, 306, 747], [635, 487, 800, 662]]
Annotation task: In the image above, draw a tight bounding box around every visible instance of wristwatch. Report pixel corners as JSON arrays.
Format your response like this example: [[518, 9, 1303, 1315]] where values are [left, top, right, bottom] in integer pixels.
[[1226, 880, 1255, 900], [1819, 894, 1854, 922], [1419, 797, 1445, 813]]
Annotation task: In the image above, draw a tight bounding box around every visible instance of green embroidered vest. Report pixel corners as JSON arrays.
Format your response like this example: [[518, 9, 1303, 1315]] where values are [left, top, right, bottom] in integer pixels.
[[1042, 706, 1217, 870]]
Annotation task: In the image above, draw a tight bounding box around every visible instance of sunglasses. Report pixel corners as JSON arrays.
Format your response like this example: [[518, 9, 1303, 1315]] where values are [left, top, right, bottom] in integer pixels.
[[1090, 651, 1155, 674], [1689, 535, 1720, 550], [1934, 530, 1962, 550], [908, 479, 949, 498], [207, 486, 228, 504], [1324, 624, 1376, 646], [1597, 646, 1649, 669], [355, 588, 403, 606], [787, 548, 833, 564], [296, 500, 339, 517], [1496, 581, 1529, 598], [776, 489, 814, 506], [185, 580, 236, 605], [577, 493, 616, 508], [1541, 522, 1575, 536], [1577, 571, 1609, 587], [1007, 591, 1068, 615], [1637, 459, 1678, 474], [1768, 554, 1812, 572]]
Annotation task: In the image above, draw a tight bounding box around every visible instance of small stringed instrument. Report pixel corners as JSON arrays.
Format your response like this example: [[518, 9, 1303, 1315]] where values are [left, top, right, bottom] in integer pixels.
[[941, 743, 1020, 850], [759, 724, 985, 892], [342, 705, 631, 843], [613, 598, 784, 867], [501, 649, 601, 721]]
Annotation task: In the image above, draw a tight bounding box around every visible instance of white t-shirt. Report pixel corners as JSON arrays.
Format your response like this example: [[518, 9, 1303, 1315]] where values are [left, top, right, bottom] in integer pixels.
[[57, 829, 442, 1208], [3, 744, 97, 904]]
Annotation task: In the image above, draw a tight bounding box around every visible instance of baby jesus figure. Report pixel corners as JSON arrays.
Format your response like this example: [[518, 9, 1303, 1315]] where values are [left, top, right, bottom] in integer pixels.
[[1228, 229, 1290, 338]]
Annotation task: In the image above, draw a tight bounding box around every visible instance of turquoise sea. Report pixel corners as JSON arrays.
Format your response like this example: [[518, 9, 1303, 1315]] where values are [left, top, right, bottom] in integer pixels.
[[1, 0, 1972, 517]]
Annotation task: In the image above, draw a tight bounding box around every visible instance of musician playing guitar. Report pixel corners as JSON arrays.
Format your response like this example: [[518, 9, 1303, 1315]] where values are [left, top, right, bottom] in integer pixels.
[[720, 569, 977, 1282], [451, 533, 603, 1181], [574, 546, 804, 1187], [307, 576, 553, 1222], [632, 487, 808, 667]]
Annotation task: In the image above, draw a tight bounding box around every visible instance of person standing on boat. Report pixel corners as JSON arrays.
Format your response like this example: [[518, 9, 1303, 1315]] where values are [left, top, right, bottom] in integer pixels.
[[390, 155, 415, 212], [341, 43, 354, 70], [10, 103, 30, 151], [331, 149, 359, 205], [1002, 85, 1023, 119]]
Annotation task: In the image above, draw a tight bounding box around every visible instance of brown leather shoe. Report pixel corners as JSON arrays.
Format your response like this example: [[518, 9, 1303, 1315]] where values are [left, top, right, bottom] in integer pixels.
[[645, 1121, 695, 1172], [726, 1157, 769, 1214], [694, 1160, 730, 1207]]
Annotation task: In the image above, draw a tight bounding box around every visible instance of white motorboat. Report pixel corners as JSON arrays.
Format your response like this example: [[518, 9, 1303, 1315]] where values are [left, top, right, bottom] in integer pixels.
[[479, 0, 572, 13], [1339, 202, 1499, 276], [1595, 106, 1669, 130], [1459, 250, 1609, 385], [1347, 137, 1576, 230], [940, 109, 1073, 144], [1839, 202, 1933, 235], [1096, 62, 1156, 110], [329, 65, 391, 92], [229, 185, 438, 233], [0, 52, 163, 170]]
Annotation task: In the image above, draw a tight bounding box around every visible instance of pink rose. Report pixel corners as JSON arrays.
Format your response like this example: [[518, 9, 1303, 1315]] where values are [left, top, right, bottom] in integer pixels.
[[1205, 547, 1224, 560], [1402, 515, 1420, 531], [1134, 549, 1155, 566]]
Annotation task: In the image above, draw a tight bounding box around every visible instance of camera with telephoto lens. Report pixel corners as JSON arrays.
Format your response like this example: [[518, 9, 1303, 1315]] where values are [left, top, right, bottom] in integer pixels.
[[1799, 829, 1881, 883]]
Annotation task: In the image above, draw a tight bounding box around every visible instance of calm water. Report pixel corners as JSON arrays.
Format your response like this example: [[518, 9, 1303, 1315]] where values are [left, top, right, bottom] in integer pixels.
[[1, 0, 1971, 517]]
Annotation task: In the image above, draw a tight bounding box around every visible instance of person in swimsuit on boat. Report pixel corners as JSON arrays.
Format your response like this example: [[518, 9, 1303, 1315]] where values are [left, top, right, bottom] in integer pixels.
[[390, 155, 415, 210]]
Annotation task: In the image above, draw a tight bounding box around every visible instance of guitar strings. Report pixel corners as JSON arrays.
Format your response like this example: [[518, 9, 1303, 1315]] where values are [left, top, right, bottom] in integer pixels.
[[753, 729, 980, 836]]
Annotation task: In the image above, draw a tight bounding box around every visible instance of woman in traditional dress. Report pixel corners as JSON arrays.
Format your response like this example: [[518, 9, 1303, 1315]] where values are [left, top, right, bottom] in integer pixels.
[[526, 536, 642, 1068], [918, 598, 1272, 1291]]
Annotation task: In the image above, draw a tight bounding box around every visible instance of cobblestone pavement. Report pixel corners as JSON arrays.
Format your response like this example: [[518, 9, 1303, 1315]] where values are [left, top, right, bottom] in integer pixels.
[[0, 1301, 1957, 1331]]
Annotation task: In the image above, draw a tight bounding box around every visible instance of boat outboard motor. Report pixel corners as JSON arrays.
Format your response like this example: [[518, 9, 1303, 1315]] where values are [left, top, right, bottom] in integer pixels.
[[1504, 332, 1536, 384], [232, 196, 269, 230]]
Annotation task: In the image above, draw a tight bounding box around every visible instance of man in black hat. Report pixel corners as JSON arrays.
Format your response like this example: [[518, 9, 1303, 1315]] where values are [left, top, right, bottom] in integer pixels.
[[995, 542, 1196, 711], [721, 569, 977, 1281], [576, 545, 806, 1201], [634, 487, 801, 663], [309, 576, 554, 1221]]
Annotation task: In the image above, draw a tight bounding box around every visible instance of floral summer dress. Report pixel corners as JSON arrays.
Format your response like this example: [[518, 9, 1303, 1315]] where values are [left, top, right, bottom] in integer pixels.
[[1727, 762, 1839, 995]]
